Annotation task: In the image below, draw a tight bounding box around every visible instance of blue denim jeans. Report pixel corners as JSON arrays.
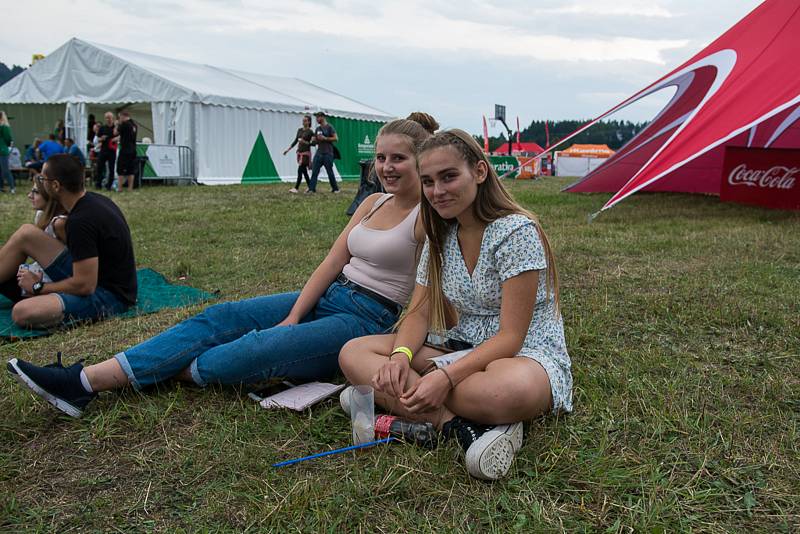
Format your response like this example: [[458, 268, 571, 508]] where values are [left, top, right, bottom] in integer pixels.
[[43, 248, 130, 323], [309, 152, 338, 192], [0, 154, 13, 191], [115, 281, 398, 389]]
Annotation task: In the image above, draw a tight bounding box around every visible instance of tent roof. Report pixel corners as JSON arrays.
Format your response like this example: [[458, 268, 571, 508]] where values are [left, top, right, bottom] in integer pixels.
[[492, 141, 544, 154], [0, 38, 392, 121], [557, 0, 800, 209]]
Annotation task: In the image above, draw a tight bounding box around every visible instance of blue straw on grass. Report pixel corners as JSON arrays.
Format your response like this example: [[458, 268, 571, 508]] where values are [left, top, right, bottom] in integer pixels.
[[272, 437, 396, 467]]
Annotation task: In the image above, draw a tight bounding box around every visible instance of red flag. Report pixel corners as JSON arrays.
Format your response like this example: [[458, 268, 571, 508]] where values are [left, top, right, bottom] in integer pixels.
[[545, 120, 550, 149], [516, 117, 521, 150], [482, 115, 489, 153]]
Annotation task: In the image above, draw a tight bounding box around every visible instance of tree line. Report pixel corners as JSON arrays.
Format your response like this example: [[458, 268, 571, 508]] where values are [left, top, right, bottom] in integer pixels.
[[478, 119, 649, 152], [0, 61, 24, 87]]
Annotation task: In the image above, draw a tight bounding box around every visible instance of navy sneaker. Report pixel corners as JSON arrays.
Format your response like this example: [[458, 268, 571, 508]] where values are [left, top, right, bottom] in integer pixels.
[[443, 416, 523, 480], [7, 353, 96, 418]]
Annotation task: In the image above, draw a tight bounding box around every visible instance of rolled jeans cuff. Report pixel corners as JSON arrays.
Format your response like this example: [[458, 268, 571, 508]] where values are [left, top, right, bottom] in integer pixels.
[[114, 352, 143, 391], [189, 359, 207, 387]]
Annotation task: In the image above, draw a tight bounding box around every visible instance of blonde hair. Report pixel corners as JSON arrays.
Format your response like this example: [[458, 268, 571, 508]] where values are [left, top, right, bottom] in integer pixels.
[[405, 112, 439, 135], [0, 111, 8, 127], [417, 129, 560, 333], [377, 118, 432, 153]]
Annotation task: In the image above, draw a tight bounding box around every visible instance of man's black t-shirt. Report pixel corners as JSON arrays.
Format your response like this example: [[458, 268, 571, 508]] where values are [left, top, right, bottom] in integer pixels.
[[98, 125, 115, 153], [66, 192, 137, 305], [117, 120, 137, 155]]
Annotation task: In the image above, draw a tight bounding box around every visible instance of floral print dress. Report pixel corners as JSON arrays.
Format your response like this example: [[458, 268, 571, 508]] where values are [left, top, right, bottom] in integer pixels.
[[417, 214, 573, 413]]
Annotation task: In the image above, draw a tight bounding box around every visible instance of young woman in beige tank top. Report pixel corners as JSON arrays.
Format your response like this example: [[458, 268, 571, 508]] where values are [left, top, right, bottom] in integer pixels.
[[8, 117, 437, 418]]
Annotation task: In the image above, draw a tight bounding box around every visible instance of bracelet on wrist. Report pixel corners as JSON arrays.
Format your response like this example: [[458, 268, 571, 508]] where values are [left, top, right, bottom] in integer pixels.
[[390, 346, 413, 362], [438, 367, 456, 390]]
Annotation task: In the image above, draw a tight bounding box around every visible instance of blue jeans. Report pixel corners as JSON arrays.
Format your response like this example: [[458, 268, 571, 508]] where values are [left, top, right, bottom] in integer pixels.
[[43, 248, 130, 323], [0, 154, 13, 191], [115, 281, 398, 389], [309, 152, 338, 192]]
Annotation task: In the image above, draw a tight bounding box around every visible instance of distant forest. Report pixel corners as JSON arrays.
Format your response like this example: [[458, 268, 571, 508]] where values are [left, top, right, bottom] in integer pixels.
[[0, 61, 24, 87], [479, 119, 649, 152]]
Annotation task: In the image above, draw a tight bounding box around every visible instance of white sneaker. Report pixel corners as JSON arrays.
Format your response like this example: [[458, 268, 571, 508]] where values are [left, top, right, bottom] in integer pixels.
[[289, 188, 298, 193], [339, 385, 354, 414], [444, 417, 524, 480]]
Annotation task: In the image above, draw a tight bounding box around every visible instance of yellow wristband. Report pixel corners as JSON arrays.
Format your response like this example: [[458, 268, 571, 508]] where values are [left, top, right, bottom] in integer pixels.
[[391, 346, 413, 362]]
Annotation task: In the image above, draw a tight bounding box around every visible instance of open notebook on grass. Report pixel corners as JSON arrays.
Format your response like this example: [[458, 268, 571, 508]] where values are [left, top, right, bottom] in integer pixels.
[[249, 381, 346, 411]]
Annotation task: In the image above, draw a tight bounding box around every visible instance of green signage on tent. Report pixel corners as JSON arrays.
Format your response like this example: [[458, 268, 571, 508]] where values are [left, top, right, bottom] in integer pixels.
[[242, 131, 280, 183], [326, 117, 384, 180], [489, 155, 519, 179]]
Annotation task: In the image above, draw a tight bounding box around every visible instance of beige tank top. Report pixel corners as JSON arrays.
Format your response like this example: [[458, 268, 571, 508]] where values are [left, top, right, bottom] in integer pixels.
[[342, 194, 420, 305]]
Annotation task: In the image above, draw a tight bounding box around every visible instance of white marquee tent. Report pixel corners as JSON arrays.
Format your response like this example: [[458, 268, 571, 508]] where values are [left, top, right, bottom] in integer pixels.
[[0, 38, 393, 184]]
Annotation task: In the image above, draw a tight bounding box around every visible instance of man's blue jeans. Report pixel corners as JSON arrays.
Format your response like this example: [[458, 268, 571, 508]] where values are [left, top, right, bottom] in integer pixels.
[[309, 152, 338, 192], [115, 281, 398, 388]]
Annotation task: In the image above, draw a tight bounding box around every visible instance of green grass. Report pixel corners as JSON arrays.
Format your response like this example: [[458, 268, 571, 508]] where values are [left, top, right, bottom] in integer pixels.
[[0, 179, 798, 532]]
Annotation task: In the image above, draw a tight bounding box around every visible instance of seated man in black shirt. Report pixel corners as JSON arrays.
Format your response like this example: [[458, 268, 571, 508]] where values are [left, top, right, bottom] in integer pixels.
[[0, 154, 137, 328]]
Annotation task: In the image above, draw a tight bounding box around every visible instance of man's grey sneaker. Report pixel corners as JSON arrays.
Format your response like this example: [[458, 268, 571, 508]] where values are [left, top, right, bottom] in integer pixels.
[[7, 353, 96, 418], [443, 416, 523, 480]]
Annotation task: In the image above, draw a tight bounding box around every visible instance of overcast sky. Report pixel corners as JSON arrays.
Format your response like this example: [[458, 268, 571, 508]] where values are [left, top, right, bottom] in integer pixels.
[[1, 0, 763, 133]]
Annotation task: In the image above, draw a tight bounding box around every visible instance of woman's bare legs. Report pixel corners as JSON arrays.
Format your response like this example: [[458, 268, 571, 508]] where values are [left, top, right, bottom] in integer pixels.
[[340, 334, 553, 427], [339, 334, 456, 428]]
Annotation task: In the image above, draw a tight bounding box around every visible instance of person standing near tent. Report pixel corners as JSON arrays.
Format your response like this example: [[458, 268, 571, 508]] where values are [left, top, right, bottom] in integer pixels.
[[339, 129, 572, 480], [6, 118, 434, 418], [283, 115, 315, 193], [0, 111, 15, 193], [115, 111, 137, 192], [96, 112, 116, 191], [308, 111, 340, 194]]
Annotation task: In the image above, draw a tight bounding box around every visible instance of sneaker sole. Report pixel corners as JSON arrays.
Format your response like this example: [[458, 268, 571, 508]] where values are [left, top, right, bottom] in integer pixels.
[[465, 432, 515, 481], [7, 359, 83, 418], [503, 422, 524, 453]]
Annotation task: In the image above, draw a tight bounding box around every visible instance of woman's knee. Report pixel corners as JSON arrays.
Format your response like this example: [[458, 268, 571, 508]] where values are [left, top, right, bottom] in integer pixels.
[[339, 337, 367, 373], [11, 301, 34, 327], [11, 223, 40, 243], [200, 300, 235, 320], [459, 360, 550, 421], [339, 334, 395, 380]]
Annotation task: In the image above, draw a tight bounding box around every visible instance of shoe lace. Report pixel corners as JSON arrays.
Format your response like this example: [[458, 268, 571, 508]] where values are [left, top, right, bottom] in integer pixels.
[[43, 351, 65, 369], [445, 417, 492, 452], [43, 352, 85, 370]]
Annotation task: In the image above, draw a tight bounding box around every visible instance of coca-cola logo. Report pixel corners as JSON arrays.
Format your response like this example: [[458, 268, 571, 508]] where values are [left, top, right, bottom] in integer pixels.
[[728, 164, 798, 189]]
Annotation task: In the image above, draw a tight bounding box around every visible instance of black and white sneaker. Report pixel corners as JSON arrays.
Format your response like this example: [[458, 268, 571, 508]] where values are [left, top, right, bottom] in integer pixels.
[[443, 416, 524, 480], [7, 353, 96, 418]]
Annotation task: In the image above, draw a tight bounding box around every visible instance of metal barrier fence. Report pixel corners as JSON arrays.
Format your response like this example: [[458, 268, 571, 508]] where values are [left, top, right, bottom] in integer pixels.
[[137, 144, 195, 184]]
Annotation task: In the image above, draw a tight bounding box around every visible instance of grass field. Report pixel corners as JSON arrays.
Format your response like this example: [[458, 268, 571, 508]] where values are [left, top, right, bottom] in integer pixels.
[[0, 178, 798, 532]]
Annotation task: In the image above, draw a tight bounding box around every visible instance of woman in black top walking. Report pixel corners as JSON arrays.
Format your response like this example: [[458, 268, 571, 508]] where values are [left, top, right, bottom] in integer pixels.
[[283, 115, 315, 193]]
